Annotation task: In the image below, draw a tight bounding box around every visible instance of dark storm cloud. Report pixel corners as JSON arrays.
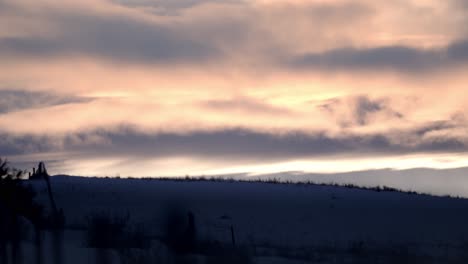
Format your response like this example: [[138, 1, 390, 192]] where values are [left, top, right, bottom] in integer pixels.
[[0, 90, 93, 114], [112, 0, 243, 14], [0, 133, 58, 156], [318, 96, 403, 127], [63, 119, 468, 158], [62, 129, 356, 160], [447, 40, 468, 60], [354, 96, 384, 125], [453, 0, 468, 10], [2, 0, 467, 73], [0, 38, 61, 58], [5, 30, 467, 72], [291, 40, 468, 72], [1, 124, 466, 161], [0, 12, 219, 64]]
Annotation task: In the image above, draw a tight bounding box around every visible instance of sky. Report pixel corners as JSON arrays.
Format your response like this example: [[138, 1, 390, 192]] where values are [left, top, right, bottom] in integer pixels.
[[1, 0, 468, 192]]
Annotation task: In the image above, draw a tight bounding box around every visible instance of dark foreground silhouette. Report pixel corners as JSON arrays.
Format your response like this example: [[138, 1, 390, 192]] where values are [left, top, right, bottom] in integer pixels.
[[3, 160, 468, 263]]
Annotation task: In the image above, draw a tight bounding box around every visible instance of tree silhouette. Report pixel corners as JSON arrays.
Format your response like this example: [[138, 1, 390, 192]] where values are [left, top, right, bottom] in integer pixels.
[[0, 157, 44, 263], [30, 161, 64, 228]]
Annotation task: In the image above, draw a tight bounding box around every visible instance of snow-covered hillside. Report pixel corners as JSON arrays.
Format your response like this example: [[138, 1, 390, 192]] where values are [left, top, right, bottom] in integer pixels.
[[21, 176, 468, 263]]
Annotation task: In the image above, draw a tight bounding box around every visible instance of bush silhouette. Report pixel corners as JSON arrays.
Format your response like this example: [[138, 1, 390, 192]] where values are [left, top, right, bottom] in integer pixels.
[[0, 157, 44, 263], [85, 212, 150, 249], [86, 213, 129, 249], [163, 206, 197, 254]]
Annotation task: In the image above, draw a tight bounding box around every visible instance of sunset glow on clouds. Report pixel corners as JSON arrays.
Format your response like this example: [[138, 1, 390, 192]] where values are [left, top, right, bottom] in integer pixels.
[[1, 0, 468, 180]]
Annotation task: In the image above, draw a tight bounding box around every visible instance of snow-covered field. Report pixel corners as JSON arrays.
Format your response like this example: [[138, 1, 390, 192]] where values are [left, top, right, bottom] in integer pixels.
[[16, 176, 468, 263]]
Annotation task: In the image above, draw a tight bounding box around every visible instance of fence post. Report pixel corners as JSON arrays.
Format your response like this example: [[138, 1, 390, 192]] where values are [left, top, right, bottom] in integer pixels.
[[230, 225, 236, 247]]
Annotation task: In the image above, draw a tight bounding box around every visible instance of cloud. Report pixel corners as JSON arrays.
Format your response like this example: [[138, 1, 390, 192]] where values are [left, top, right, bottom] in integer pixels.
[[0, 133, 59, 156], [112, 0, 244, 15], [291, 40, 468, 73], [2, 124, 466, 161], [0, 16, 219, 64], [1, 122, 467, 179], [1, 0, 468, 178], [0, 89, 93, 114], [2, 0, 467, 73], [318, 95, 404, 127], [201, 96, 292, 116]]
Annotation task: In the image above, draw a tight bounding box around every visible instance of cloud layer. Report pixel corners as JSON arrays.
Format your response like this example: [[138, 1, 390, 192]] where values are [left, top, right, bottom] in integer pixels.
[[0, 0, 468, 179]]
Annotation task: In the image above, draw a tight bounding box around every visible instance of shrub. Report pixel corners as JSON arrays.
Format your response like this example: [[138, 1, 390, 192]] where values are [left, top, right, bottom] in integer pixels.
[[1, 157, 44, 263], [85, 212, 150, 249], [205, 246, 253, 264], [163, 206, 197, 254], [85, 212, 128, 249]]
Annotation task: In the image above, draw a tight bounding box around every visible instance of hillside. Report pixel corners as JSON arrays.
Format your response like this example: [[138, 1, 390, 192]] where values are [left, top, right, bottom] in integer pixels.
[[16, 175, 468, 263]]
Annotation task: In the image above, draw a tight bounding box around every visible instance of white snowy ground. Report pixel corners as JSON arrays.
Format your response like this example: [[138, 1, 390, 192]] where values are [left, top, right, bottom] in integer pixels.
[[15, 176, 468, 263]]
